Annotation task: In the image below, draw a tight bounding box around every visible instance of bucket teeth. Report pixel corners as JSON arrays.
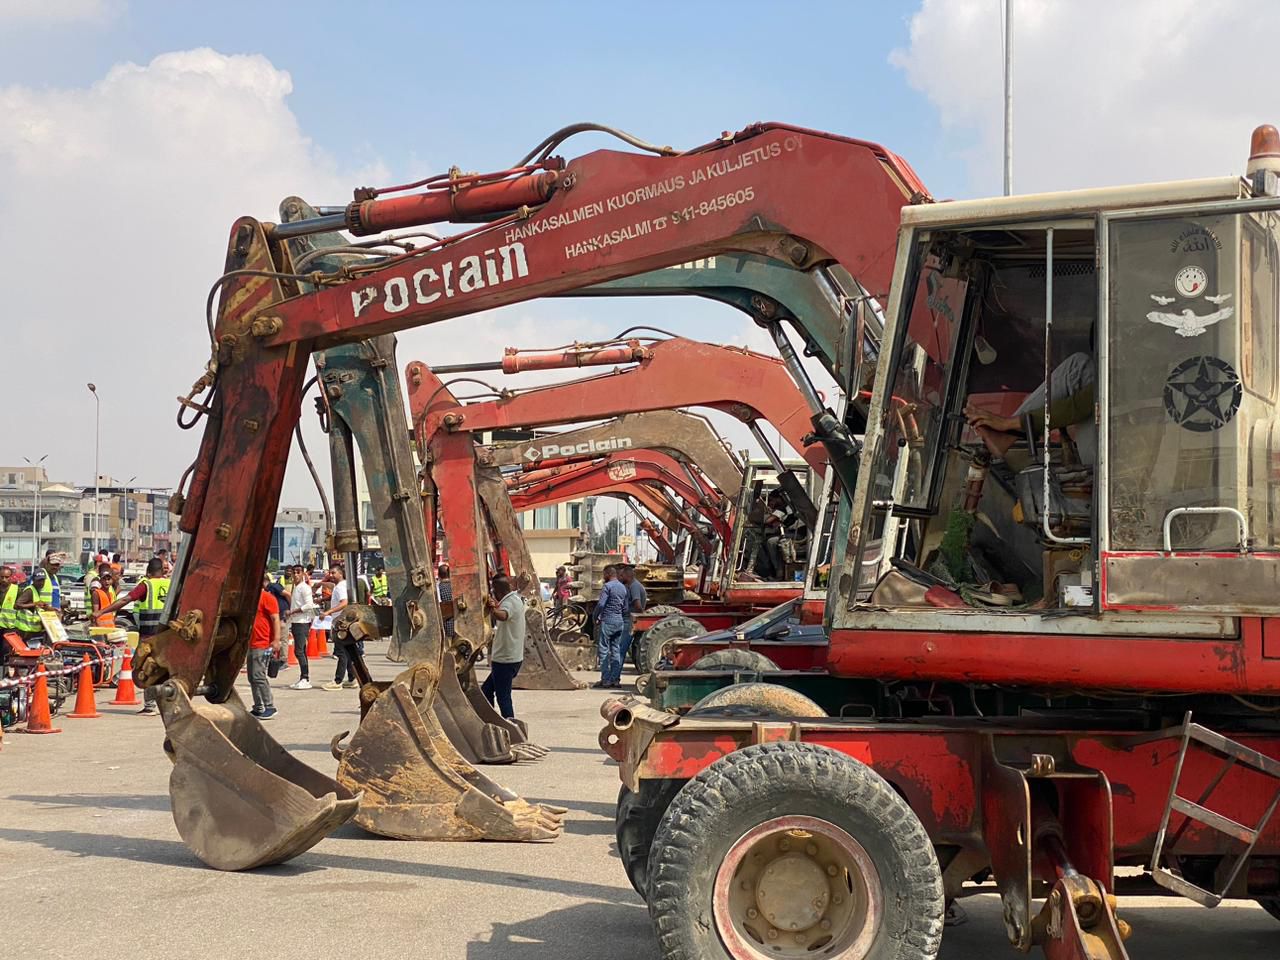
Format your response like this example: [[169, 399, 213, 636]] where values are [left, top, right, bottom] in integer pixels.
[[512, 742, 550, 761], [337, 663, 563, 842]]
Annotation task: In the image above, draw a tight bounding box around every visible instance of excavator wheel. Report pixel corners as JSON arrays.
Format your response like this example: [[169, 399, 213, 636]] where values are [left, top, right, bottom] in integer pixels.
[[646, 742, 944, 960], [688, 649, 779, 673], [616, 779, 684, 900], [629, 604, 681, 671], [686, 682, 825, 719], [635, 614, 706, 674]]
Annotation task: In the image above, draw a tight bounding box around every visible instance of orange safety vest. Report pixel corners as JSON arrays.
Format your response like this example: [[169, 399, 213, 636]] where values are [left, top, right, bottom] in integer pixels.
[[92, 585, 116, 628]]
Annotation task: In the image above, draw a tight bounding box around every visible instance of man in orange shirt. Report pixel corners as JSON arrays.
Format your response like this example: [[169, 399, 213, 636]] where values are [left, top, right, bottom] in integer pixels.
[[90, 563, 117, 628], [248, 576, 284, 719]]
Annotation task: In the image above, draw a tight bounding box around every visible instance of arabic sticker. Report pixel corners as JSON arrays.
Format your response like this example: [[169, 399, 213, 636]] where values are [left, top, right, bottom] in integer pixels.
[[1163, 356, 1242, 432], [1174, 265, 1208, 298]]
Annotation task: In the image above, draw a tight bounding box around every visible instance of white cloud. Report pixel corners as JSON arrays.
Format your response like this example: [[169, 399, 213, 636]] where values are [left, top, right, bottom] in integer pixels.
[[892, 0, 1279, 196], [0, 48, 386, 508], [0, 0, 120, 23]]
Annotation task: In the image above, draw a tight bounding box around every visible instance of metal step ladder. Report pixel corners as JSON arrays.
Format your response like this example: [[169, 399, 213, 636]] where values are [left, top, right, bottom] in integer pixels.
[[1150, 712, 1280, 906]]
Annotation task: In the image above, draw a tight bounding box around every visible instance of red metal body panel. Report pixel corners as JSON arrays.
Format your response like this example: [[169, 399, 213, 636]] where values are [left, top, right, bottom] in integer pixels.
[[630, 719, 1280, 863], [669, 638, 830, 671], [825, 619, 1280, 695]]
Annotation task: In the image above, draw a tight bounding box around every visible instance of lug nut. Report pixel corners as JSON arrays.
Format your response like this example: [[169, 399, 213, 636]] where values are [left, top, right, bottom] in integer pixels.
[[767, 929, 778, 941], [820, 919, 832, 931], [833, 895, 843, 905], [806, 843, 818, 856], [779, 838, 790, 851], [747, 908, 758, 919], [794, 933, 805, 944], [826, 865, 838, 876]]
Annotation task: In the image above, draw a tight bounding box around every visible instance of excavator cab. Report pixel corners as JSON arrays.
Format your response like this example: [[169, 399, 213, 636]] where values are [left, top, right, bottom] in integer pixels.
[[844, 164, 1280, 621]]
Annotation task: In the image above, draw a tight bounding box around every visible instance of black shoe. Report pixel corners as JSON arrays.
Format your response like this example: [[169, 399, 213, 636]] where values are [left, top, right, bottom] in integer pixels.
[[591, 680, 610, 689], [610, 683, 625, 689], [137, 705, 157, 716]]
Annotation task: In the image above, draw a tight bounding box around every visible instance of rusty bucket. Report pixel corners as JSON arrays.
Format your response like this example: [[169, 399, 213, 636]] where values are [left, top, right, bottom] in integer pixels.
[[156, 682, 359, 871]]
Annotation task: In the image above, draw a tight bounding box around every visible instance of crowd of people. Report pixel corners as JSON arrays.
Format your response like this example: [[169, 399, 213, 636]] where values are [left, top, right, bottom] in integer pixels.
[[591, 562, 646, 689]]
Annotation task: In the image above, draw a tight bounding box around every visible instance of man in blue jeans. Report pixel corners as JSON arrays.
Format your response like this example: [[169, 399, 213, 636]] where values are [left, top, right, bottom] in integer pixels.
[[592, 564, 628, 689], [616, 564, 648, 668], [481, 576, 526, 719]]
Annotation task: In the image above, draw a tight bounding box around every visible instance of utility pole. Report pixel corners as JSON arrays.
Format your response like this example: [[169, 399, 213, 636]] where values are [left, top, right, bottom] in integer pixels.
[[88, 383, 100, 558], [1003, 0, 1014, 196], [23, 454, 48, 569], [124, 475, 137, 566]]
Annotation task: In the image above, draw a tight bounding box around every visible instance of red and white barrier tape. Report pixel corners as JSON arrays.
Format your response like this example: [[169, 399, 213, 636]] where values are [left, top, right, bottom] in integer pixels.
[[0, 647, 125, 690]]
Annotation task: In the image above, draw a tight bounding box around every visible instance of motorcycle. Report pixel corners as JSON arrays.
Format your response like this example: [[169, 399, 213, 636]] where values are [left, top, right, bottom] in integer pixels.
[[0, 631, 70, 727]]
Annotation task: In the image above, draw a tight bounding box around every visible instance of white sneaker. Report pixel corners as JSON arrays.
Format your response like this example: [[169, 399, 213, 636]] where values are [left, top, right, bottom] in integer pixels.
[[290, 679, 312, 690], [322, 681, 343, 691]]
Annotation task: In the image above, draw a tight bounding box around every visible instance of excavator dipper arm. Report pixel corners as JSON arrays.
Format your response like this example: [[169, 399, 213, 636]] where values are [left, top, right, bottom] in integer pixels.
[[147, 123, 925, 868], [481, 409, 744, 497]]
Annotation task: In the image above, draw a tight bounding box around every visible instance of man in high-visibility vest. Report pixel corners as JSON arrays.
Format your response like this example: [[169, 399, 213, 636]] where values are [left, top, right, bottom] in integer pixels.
[[98, 556, 171, 714], [0, 565, 19, 635], [14, 550, 65, 638], [370, 566, 389, 600], [90, 563, 118, 629]]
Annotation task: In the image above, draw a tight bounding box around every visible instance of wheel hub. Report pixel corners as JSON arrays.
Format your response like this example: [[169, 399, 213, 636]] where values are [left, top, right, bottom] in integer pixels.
[[713, 815, 883, 959], [754, 853, 829, 930]]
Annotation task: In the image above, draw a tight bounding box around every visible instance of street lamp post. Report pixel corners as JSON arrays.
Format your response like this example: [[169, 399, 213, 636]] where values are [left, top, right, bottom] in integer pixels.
[[22, 454, 48, 570], [88, 384, 100, 559], [124, 475, 137, 566]]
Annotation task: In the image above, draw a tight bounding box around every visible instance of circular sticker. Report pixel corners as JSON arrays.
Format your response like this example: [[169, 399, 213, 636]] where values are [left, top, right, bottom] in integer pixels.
[[1174, 265, 1208, 298], [1163, 356, 1242, 432]]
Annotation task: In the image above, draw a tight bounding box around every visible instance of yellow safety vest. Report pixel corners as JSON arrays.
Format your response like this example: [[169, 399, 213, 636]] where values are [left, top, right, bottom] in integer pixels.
[[16, 571, 55, 633], [0, 583, 17, 631], [371, 572, 389, 598], [136, 577, 171, 636]]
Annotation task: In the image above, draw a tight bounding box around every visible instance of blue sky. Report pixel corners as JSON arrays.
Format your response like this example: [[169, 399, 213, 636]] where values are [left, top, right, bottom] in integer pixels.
[[0, 0, 966, 198]]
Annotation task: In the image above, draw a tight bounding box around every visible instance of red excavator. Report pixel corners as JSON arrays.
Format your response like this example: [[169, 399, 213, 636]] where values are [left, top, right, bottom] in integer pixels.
[[601, 129, 1280, 959], [411, 337, 828, 669], [138, 122, 932, 871]]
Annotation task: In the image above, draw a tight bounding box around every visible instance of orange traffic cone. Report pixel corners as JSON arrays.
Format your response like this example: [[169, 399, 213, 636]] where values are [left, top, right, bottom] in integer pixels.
[[22, 663, 61, 734], [287, 638, 298, 666], [107, 648, 139, 705], [307, 628, 321, 658], [66, 654, 101, 719]]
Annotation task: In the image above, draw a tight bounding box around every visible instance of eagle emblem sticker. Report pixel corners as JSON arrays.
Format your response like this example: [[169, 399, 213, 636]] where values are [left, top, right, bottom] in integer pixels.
[[1163, 356, 1242, 432]]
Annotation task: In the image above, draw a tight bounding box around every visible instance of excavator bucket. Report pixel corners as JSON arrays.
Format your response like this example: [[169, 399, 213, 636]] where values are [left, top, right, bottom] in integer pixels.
[[332, 662, 564, 840], [155, 681, 359, 871], [434, 657, 547, 762], [547, 625, 597, 671], [514, 609, 589, 690]]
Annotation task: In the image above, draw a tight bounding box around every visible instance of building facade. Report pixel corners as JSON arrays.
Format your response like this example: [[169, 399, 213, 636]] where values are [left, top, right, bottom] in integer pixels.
[[516, 499, 586, 581]]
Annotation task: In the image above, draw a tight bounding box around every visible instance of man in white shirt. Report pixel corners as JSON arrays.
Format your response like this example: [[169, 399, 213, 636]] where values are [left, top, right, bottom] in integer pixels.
[[481, 576, 525, 719], [287, 565, 316, 689], [322, 565, 356, 690]]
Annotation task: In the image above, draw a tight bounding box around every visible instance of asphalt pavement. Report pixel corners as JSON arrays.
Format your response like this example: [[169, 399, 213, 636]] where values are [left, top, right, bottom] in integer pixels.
[[0, 643, 1276, 959]]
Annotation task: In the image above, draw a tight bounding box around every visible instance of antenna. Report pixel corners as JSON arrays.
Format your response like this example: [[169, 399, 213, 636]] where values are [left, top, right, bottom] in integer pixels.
[[1003, 0, 1014, 196]]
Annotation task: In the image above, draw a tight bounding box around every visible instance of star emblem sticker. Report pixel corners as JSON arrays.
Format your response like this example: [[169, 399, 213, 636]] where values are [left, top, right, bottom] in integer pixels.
[[1163, 356, 1242, 433]]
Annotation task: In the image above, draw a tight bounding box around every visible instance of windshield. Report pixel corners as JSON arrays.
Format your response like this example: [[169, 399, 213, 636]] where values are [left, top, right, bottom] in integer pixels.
[[871, 247, 968, 514], [735, 598, 801, 633]]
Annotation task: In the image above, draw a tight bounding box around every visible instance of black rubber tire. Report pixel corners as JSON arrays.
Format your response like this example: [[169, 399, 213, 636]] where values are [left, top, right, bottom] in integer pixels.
[[687, 682, 825, 718], [635, 614, 706, 673], [648, 742, 944, 960], [1259, 898, 1280, 922], [616, 780, 684, 900], [688, 649, 779, 673]]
